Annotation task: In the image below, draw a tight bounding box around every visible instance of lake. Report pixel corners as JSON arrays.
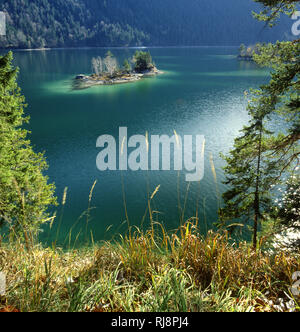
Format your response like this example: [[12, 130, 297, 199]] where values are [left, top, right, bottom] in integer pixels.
[[9, 47, 270, 245]]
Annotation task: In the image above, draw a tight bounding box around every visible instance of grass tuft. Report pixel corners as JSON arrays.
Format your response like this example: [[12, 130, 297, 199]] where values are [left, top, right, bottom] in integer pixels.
[[0, 222, 299, 312]]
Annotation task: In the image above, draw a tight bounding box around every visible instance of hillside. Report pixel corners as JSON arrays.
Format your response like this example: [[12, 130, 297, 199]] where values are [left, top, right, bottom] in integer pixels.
[[0, 0, 293, 49]]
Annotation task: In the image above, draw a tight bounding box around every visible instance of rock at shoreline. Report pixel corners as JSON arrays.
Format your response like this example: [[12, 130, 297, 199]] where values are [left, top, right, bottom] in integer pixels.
[[75, 74, 88, 80]]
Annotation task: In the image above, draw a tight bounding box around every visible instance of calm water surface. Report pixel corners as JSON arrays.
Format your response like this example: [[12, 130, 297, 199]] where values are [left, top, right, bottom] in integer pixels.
[[9, 47, 270, 245]]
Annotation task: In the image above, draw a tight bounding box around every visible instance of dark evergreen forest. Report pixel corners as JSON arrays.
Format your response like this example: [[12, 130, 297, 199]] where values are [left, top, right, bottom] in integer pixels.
[[0, 0, 293, 49]]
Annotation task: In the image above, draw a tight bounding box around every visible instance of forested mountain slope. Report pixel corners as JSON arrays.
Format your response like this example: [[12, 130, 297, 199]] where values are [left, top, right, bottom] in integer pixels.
[[0, 0, 293, 49]]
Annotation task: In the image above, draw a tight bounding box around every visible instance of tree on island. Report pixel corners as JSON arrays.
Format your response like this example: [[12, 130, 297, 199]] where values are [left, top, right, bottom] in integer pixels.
[[123, 59, 132, 74], [103, 52, 119, 76], [238, 43, 263, 59], [91, 56, 103, 75], [239, 44, 247, 57], [91, 50, 156, 78], [105, 50, 114, 58], [0, 52, 57, 241], [91, 52, 119, 77], [133, 51, 154, 73]]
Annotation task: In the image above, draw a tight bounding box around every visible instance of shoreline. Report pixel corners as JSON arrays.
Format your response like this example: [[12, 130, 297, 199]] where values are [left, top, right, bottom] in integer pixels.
[[0, 45, 241, 52]]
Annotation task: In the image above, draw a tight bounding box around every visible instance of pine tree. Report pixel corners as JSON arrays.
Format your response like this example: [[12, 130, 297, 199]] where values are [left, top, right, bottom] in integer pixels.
[[253, 0, 300, 235], [123, 59, 131, 73], [220, 0, 299, 248], [220, 99, 278, 249], [133, 51, 153, 73], [251, 41, 300, 176], [0, 52, 56, 240]]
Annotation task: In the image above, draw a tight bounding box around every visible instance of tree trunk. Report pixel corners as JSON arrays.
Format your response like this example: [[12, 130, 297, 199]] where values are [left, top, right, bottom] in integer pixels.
[[253, 121, 263, 250], [253, 213, 258, 250]]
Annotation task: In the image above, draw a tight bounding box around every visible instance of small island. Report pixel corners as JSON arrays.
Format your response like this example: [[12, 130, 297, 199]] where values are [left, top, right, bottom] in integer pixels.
[[74, 50, 162, 89], [237, 43, 262, 61]]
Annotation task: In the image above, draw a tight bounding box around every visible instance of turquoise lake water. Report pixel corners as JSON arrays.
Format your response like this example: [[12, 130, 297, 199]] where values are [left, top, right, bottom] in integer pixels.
[[9, 47, 271, 245]]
